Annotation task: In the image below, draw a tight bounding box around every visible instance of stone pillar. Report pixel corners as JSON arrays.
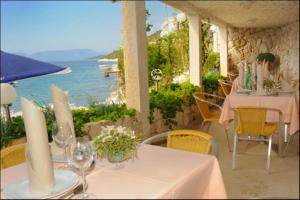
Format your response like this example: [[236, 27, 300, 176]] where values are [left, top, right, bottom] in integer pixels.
[[122, 1, 150, 137], [188, 15, 202, 87], [219, 25, 228, 77]]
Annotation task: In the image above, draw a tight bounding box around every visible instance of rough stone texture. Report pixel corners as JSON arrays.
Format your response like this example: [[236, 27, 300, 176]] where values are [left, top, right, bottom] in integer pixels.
[[227, 21, 299, 81], [149, 105, 199, 136], [82, 120, 113, 139]]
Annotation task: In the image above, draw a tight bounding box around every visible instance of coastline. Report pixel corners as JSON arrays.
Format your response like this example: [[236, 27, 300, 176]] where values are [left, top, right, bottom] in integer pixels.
[[97, 58, 118, 62], [2, 57, 122, 118], [3, 88, 123, 118]]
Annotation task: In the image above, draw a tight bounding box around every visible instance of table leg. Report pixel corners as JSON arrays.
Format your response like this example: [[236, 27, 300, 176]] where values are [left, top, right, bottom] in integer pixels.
[[284, 124, 289, 143], [277, 123, 286, 157]]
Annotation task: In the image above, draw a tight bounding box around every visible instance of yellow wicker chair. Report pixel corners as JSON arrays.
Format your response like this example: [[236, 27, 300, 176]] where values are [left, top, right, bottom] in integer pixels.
[[1, 143, 26, 170], [193, 92, 231, 151], [218, 79, 232, 97], [290, 79, 299, 89], [227, 72, 238, 83], [142, 130, 218, 156], [232, 107, 281, 173]]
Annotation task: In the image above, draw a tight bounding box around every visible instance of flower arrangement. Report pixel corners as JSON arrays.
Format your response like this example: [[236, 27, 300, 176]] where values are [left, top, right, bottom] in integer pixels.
[[263, 79, 275, 89], [92, 126, 140, 162]]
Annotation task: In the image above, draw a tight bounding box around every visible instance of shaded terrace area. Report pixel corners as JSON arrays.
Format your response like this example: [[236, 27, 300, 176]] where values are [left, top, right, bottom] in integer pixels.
[[120, 0, 299, 198], [121, 1, 299, 136]]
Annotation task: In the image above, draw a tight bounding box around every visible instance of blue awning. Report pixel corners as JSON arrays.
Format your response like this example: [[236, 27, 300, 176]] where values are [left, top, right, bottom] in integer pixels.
[[0, 51, 66, 83]]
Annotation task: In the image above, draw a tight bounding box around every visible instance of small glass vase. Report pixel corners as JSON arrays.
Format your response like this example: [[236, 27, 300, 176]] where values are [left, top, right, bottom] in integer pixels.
[[107, 152, 128, 169], [263, 86, 273, 95]]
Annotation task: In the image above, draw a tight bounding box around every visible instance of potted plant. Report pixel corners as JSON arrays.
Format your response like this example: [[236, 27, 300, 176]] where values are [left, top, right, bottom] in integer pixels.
[[92, 125, 140, 164], [263, 79, 275, 94]]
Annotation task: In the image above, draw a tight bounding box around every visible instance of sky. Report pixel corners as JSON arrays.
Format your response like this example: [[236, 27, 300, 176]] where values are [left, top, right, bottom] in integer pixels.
[[1, 1, 178, 55]]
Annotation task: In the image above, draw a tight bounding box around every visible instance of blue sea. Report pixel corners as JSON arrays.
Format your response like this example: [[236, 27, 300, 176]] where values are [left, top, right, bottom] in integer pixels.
[[11, 60, 117, 113]]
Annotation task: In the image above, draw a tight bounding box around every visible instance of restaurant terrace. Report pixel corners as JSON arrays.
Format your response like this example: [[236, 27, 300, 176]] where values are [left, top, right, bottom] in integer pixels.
[[1, 1, 299, 199]]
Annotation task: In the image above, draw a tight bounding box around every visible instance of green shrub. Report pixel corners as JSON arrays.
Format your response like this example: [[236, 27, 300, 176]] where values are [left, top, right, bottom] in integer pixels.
[[160, 82, 200, 105], [203, 73, 225, 94], [0, 116, 26, 149], [72, 103, 136, 137], [0, 104, 56, 149], [40, 105, 56, 142], [148, 39, 167, 87], [1, 103, 136, 149], [149, 90, 182, 128], [203, 52, 220, 74], [149, 82, 200, 128]]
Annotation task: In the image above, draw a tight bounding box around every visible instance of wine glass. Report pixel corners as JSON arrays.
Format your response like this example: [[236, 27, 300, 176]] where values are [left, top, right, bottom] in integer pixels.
[[70, 137, 96, 199], [52, 122, 74, 169]]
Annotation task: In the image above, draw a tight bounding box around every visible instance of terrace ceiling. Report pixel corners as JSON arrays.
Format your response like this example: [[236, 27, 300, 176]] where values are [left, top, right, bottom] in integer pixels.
[[162, 1, 299, 28]]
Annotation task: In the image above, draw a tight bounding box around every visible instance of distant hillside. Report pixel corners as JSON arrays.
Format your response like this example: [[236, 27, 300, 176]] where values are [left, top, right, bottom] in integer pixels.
[[91, 50, 120, 60], [148, 30, 161, 43], [30, 49, 101, 62], [93, 30, 161, 60]]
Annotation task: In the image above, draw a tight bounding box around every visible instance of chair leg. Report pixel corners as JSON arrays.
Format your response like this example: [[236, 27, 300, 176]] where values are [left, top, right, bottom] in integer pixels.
[[206, 123, 211, 132], [266, 136, 272, 173], [283, 133, 296, 157], [232, 133, 238, 170], [284, 123, 289, 143], [200, 121, 205, 130], [224, 129, 231, 152]]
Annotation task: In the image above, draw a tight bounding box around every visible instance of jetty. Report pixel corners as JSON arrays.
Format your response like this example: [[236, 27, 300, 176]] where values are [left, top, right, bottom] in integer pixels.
[[103, 64, 119, 77]]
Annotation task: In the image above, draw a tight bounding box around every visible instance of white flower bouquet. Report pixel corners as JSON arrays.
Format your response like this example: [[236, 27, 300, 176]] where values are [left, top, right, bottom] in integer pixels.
[[92, 126, 140, 162]]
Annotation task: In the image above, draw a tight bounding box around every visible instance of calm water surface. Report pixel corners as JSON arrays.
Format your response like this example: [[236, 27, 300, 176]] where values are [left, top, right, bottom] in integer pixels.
[[11, 60, 117, 112]]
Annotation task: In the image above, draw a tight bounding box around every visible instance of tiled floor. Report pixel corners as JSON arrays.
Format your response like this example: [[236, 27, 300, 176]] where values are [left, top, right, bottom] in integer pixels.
[[186, 118, 299, 199]]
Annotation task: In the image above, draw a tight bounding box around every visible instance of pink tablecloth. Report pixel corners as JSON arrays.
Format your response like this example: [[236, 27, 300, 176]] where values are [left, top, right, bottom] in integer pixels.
[[230, 79, 238, 94], [1, 144, 227, 199], [219, 93, 299, 135]]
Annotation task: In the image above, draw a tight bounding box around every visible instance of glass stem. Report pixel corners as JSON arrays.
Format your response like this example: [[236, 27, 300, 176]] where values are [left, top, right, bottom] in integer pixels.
[[81, 168, 87, 197], [64, 146, 68, 166], [66, 145, 71, 165]]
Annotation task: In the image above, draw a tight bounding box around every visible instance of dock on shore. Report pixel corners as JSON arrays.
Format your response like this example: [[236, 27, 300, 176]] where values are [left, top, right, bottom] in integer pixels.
[[103, 64, 119, 77]]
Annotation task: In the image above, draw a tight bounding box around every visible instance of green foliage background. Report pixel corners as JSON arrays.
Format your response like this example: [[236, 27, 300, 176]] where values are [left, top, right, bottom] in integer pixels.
[[114, 14, 221, 93], [149, 82, 200, 129], [1, 12, 224, 149], [0, 104, 136, 149]]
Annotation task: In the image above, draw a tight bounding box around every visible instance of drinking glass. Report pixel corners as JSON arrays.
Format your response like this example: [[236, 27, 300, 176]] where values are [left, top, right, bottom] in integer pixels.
[[52, 122, 74, 169], [70, 137, 96, 199]]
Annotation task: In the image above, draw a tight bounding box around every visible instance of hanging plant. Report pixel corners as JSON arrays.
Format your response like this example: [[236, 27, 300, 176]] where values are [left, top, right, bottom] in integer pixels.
[[256, 53, 275, 62]]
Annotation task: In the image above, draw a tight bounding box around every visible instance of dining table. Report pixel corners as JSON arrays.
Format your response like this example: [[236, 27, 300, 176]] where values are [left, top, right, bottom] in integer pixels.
[[1, 144, 227, 199], [220, 84, 299, 156]]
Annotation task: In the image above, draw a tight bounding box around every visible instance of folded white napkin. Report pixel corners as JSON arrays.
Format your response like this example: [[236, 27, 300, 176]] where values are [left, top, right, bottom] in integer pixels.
[[21, 97, 55, 195], [51, 84, 75, 137]]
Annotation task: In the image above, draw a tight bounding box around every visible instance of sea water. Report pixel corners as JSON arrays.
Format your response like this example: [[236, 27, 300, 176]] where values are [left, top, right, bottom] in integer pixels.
[[10, 60, 117, 113]]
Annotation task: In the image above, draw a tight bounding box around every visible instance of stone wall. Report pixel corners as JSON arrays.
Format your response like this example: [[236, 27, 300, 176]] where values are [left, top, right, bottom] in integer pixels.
[[83, 105, 200, 139], [82, 116, 143, 139], [149, 105, 199, 135], [228, 21, 299, 81]]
